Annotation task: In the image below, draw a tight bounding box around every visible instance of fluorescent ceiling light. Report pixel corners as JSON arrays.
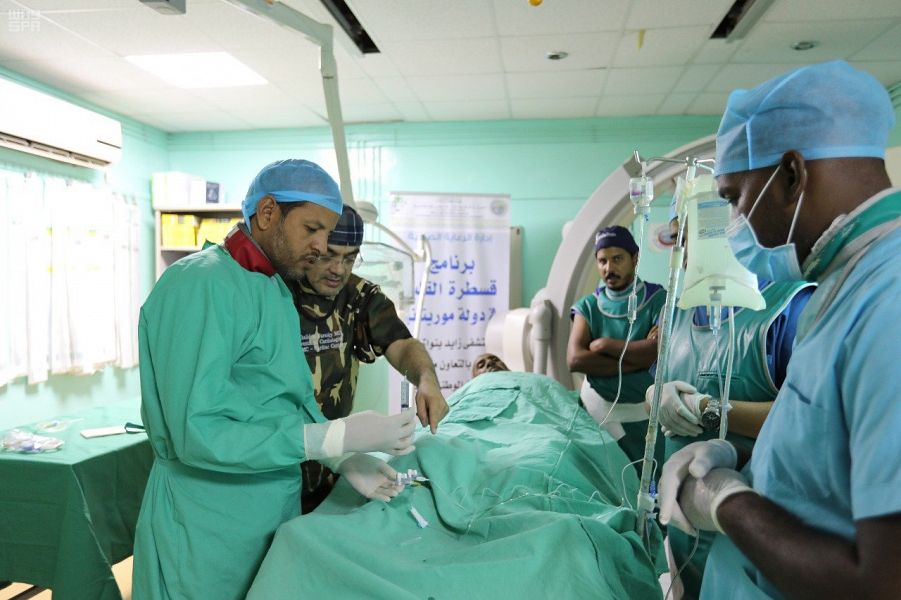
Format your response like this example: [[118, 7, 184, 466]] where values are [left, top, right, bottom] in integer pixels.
[[125, 52, 267, 89]]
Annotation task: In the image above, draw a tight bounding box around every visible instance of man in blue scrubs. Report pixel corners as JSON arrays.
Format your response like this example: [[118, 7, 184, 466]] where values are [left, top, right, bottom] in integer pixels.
[[657, 60, 901, 598]]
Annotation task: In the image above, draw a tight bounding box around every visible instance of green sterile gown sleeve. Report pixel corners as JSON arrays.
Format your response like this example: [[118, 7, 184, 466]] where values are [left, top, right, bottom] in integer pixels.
[[132, 246, 325, 600]]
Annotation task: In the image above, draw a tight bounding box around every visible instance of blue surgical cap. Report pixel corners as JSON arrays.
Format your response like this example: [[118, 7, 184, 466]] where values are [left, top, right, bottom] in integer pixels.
[[715, 60, 895, 176], [328, 205, 364, 247], [242, 159, 343, 226], [595, 225, 639, 255]]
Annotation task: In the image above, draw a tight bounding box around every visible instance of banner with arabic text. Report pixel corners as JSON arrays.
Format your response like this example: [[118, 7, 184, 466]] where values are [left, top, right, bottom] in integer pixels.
[[387, 192, 510, 409]]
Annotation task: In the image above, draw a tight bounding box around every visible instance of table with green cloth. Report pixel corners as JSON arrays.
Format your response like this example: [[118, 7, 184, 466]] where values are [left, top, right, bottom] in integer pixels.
[[249, 371, 666, 600], [0, 401, 153, 600]]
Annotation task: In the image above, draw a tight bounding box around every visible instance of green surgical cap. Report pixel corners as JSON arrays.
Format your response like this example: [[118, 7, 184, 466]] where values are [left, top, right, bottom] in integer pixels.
[[715, 60, 894, 176]]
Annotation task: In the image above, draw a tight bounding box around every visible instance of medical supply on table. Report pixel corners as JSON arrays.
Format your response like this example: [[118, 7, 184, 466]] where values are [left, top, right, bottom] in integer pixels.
[[2, 429, 64, 453], [34, 418, 83, 433], [80, 422, 146, 439]]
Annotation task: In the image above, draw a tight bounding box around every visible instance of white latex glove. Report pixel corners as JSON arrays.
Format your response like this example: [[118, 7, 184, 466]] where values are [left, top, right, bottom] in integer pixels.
[[336, 453, 403, 502], [676, 468, 757, 534], [658, 439, 737, 533], [645, 381, 703, 437], [343, 409, 417, 456]]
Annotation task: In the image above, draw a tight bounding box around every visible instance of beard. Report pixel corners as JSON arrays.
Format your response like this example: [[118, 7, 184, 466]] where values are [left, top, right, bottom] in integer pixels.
[[267, 220, 309, 282]]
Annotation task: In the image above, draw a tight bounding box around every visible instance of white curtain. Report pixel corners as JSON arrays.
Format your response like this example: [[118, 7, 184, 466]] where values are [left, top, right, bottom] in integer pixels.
[[0, 167, 142, 387]]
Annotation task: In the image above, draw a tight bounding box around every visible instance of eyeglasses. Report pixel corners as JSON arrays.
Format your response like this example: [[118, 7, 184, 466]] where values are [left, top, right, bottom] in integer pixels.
[[313, 253, 363, 269]]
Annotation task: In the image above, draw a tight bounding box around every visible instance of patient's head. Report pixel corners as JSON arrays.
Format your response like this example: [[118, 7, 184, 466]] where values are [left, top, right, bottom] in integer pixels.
[[471, 353, 510, 378]]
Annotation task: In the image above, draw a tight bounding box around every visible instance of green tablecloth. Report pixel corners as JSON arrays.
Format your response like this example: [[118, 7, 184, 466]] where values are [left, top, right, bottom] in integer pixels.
[[0, 402, 153, 600]]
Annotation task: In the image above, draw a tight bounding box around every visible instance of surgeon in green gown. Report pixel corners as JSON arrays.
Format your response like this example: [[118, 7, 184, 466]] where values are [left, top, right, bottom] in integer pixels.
[[133, 160, 418, 600]]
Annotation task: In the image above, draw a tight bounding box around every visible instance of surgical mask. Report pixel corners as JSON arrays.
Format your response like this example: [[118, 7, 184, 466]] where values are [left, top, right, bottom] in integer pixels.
[[726, 166, 805, 282]]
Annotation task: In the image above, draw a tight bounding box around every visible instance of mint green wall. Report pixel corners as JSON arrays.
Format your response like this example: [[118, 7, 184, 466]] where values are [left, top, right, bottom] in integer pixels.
[[168, 116, 721, 306], [0, 67, 168, 428]]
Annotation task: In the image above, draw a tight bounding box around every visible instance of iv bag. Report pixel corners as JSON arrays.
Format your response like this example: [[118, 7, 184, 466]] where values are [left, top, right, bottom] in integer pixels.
[[678, 175, 765, 311]]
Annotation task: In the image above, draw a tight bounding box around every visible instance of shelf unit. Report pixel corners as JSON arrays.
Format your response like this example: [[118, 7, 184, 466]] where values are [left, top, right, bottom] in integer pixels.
[[154, 204, 242, 279]]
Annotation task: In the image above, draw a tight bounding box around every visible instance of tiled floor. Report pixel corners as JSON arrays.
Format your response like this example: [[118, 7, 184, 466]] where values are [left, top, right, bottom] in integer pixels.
[[0, 557, 132, 600]]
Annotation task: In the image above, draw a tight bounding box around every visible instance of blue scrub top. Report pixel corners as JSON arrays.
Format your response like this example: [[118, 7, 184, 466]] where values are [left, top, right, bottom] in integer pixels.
[[702, 226, 901, 599]]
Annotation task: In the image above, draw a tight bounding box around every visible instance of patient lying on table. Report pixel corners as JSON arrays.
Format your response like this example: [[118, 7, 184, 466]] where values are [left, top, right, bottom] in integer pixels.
[[248, 366, 664, 599]]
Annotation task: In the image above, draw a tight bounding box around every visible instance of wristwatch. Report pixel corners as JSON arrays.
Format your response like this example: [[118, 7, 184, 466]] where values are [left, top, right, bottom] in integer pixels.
[[701, 396, 721, 431]]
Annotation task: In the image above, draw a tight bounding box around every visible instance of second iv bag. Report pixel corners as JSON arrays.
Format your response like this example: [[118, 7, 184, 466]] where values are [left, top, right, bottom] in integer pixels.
[[678, 174, 765, 311]]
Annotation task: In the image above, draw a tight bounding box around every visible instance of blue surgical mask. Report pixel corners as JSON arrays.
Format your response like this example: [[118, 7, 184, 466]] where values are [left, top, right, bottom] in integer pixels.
[[726, 166, 805, 282]]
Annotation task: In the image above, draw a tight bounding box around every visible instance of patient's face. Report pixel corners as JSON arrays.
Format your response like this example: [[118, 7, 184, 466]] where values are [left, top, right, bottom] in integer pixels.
[[472, 353, 510, 377]]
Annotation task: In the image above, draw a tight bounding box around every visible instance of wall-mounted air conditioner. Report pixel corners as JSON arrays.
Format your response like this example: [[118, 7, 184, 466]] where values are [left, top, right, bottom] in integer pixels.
[[0, 77, 122, 169]]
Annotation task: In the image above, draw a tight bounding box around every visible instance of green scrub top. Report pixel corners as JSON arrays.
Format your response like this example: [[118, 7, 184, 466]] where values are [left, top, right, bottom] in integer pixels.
[[571, 279, 666, 405], [133, 244, 325, 600], [571, 279, 666, 466]]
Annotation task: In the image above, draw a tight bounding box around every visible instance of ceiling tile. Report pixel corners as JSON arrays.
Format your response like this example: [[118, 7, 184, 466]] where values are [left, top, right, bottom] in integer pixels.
[[348, 52, 401, 79], [425, 100, 510, 121], [379, 38, 502, 76], [80, 88, 209, 116], [595, 93, 665, 116], [704, 63, 799, 92], [500, 32, 620, 72], [613, 26, 710, 68], [229, 47, 322, 86], [512, 96, 597, 119], [733, 20, 898, 65], [47, 6, 221, 56], [342, 103, 404, 124], [506, 70, 605, 99], [692, 38, 741, 64], [237, 106, 325, 129], [273, 80, 327, 113], [373, 77, 419, 103], [339, 77, 389, 104], [656, 92, 697, 115], [604, 66, 683, 95], [393, 101, 430, 122], [851, 22, 901, 62], [672, 64, 723, 93], [492, 0, 630, 36], [189, 85, 299, 112], [344, 0, 495, 42], [625, 0, 735, 28], [764, 0, 901, 22], [183, 1, 315, 50], [407, 73, 506, 102], [133, 109, 252, 133], [0, 12, 114, 61], [686, 92, 730, 115]]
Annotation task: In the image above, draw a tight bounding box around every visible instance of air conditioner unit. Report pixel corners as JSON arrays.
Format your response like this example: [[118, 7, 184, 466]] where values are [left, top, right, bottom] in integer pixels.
[[0, 77, 122, 169]]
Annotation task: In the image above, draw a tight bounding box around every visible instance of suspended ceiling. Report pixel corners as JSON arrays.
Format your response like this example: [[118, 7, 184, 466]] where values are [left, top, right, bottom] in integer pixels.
[[0, 0, 899, 132]]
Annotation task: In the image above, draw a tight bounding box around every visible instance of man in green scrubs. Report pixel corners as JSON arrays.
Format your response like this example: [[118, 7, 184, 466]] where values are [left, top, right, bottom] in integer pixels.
[[567, 225, 665, 465], [133, 160, 417, 600]]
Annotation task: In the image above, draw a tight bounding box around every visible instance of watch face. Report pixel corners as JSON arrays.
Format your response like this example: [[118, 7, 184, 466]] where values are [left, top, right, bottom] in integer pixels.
[[701, 410, 720, 431]]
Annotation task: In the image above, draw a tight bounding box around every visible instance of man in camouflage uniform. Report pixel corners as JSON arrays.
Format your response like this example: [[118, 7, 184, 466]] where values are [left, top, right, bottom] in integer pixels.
[[290, 205, 449, 512]]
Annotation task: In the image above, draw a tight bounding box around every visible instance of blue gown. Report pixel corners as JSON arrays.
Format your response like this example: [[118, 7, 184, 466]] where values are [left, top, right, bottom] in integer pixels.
[[701, 189, 901, 598]]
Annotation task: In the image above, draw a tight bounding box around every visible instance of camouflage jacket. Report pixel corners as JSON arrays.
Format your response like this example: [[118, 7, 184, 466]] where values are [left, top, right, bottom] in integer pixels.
[[289, 274, 412, 511]]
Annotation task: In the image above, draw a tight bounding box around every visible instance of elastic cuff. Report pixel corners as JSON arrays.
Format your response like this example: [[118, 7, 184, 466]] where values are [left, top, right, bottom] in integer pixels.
[[323, 419, 345, 457], [320, 453, 353, 473], [303, 419, 347, 460]]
